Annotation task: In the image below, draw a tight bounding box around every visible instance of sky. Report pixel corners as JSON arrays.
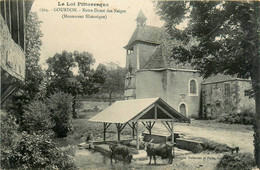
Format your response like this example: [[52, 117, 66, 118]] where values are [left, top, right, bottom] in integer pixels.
[[31, 0, 164, 68]]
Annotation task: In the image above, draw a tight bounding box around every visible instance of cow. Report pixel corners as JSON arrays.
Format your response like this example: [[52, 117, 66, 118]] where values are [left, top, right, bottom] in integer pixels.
[[144, 140, 173, 164], [109, 143, 133, 164]]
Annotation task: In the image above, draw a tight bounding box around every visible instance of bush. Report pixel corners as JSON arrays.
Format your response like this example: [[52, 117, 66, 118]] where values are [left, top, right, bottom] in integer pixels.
[[22, 100, 54, 134], [46, 92, 74, 138], [1, 113, 20, 150], [218, 110, 255, 125], [216, 153, 255, 170], [1, 132, 77, 169]]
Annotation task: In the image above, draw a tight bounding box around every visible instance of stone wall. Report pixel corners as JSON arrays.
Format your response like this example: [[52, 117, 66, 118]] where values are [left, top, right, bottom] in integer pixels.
[[0, 15, 25, 81], [202, 80, 255, 119]]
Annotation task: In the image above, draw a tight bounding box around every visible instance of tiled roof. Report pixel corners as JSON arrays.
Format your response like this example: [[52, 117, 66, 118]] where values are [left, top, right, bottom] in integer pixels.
[[142, 44, 194, 70], [202, 74, 241, 84], [124, 25, 164, 49]]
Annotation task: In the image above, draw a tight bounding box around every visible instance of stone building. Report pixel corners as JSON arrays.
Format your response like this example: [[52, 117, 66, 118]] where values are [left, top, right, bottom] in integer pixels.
[[0, 0, 33, 103], [202, 74, 255, 119], [124, 10, 255, 118], [124, 10, 203, 118]]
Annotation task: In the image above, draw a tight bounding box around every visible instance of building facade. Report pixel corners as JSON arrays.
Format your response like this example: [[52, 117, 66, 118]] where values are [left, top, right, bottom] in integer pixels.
[[124, 10, 255, 118], [124, 11, 203, 118], [0, 0, 33, 103], [202, 74, 255, 119]]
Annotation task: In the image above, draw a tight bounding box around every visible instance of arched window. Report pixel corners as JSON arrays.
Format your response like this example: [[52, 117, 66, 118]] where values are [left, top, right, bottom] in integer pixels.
[[178, 102, 188, 117], [180, 104, 186, 115], [189, 78, 198, 96]]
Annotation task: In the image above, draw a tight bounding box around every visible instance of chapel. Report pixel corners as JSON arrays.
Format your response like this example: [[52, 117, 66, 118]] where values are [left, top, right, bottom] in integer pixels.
[[123, 10, 255, 118], [124, 10, 203, 118]]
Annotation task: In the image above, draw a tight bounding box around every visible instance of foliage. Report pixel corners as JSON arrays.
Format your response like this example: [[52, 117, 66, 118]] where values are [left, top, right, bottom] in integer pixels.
[[156, 1, 260, 166], [156, 1, 259, 79], [22, 100, 54, 134], [0, 112, 20, 151], [99, 62, 126, 104], [218, 110, 255, 125], [216, 153, 255, 170], [46, 92, 74, 138], [1, 132, 77, 170], [46, 50, 105, 118], [24, 11, 44, 100]]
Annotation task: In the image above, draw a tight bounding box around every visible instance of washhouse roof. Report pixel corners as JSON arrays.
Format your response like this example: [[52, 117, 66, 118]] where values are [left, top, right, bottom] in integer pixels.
[[88, 97, 189, 124]]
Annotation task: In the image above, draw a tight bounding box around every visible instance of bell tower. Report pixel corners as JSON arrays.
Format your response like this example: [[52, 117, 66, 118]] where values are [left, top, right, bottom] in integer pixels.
[[136, 10, 147, 27]]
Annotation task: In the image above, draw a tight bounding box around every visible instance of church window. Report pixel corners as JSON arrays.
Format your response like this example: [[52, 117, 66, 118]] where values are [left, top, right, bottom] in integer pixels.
[[189, 78, 198, 96]]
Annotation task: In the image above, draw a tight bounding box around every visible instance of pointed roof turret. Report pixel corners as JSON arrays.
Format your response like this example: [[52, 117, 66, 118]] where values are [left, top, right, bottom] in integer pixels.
[[136, 10, 147, 27]]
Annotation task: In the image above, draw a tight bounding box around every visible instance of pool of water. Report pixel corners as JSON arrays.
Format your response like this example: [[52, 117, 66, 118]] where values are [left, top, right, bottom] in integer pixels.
[[75, 149, 170, 170]]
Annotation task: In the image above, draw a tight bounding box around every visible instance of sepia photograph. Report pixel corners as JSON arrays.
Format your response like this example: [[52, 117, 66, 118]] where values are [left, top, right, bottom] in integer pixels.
[[0, 0, 260, 169]]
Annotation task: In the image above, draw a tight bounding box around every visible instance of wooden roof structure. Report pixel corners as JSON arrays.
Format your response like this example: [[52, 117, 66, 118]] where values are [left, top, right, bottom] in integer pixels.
[[89, 98, 189, 149]]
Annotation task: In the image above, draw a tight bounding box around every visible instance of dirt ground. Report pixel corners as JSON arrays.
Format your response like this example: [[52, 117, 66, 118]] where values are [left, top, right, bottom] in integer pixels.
[[152, 120, 254, 153]]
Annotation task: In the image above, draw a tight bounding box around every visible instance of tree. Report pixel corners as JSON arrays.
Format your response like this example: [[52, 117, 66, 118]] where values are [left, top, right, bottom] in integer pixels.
[[46, 51, 104, 118], [46, 92, 73, 138], [22, 101, 54, 134], [100, 62, 126, 105], [156, 1, 260, 167], [24, 12, 44, 100]]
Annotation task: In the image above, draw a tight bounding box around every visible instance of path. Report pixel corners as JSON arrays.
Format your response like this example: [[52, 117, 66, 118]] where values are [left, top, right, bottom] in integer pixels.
[[152, 120, 254, 153]]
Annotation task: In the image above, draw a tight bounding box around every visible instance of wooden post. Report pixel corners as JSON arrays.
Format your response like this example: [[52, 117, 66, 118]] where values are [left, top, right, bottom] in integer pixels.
[[115, 123, 121, 142], [171, 120, 175, 158], [132, 122, 135, 139], [155, 104, 157, 119], [103, 123, 106, 142], [16, 0, 20, 46], [136, 121, 139, 150], [118, 129, 120, 142], [148, 122, 152, 134]]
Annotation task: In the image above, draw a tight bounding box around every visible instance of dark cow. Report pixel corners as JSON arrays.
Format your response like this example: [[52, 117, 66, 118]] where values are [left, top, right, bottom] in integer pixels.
[[145, 141, 173, 164], [109, 143, 133, 164]]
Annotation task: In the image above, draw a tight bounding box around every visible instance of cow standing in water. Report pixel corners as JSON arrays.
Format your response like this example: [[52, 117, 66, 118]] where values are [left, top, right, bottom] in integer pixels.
[[109, 143, 133, 164], [145, 140, 173, 164]]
